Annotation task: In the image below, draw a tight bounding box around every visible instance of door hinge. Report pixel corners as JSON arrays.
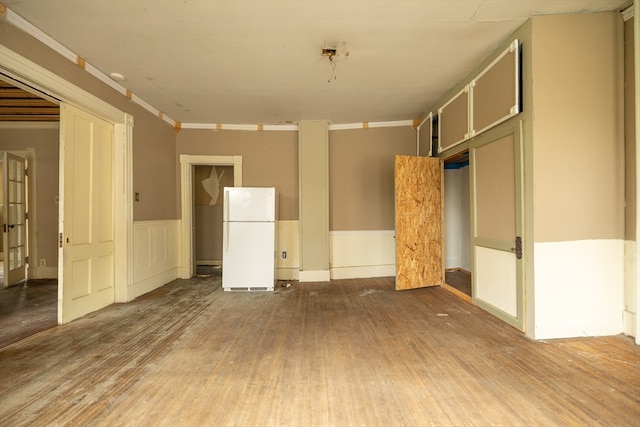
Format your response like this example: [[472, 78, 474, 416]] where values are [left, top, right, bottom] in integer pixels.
[[25, 256, 29, 264], [59, 232, 63, 248], [512, 236, 523, 260]]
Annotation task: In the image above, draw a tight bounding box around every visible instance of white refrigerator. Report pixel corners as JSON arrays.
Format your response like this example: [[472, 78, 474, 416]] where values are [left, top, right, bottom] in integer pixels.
[[222, 187, 276, 291]]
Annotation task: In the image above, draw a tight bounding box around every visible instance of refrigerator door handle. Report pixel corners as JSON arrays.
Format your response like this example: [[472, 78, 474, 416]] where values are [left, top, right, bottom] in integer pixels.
[[225, 222, 229, 253], [224, 189, 229, 221]]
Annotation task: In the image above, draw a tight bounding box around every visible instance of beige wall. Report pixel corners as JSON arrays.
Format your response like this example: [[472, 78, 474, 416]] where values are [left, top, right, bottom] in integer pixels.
[[625, 17, 636, 242], [195, 205, 223, 261], [176, 129, 298, 220], [0, 21, 178, 221], [329, 126, 416, 231], [177, 126, 416, 231], [0, 127, 59, 269], [531, 12, 624, 242], [193, 165, 233, 262]]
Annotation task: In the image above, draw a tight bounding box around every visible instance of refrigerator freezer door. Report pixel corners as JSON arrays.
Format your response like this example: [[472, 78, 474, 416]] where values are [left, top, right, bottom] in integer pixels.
[[222, 221, 275, 290], [224, 187, 275, 222]]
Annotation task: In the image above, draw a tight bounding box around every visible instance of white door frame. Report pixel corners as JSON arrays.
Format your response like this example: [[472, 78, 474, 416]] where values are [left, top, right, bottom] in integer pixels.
[[0, 45, 134, 312], [179, 155, 242, 279]]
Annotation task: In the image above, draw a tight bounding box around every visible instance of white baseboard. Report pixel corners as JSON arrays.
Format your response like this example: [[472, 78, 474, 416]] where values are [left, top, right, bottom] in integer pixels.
[[196, 260, 221, 266], [331, 264, 395, 280], [178, 267, 191, 280], [27, 266, 58, 279], [276, 268, 299, 281], [623, 310, 636, 338], [623, 240, 637, 338], [298, 270, 330, 282], [128, 267, 179, 301]]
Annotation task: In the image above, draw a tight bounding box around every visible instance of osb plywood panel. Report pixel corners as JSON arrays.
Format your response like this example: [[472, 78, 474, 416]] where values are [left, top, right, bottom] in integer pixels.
[[474, 134, 515, 241], [395, 155, 443, 290]]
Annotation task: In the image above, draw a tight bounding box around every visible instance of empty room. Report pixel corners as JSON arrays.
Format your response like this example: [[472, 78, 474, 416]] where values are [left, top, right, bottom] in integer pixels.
[[1, 0, 639, 425]]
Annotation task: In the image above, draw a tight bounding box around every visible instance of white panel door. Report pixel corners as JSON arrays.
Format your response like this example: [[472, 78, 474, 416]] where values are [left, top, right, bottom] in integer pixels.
[[2, 153, 27, 287], [59, 103, 115, 323], [470, 126, 524, 330]]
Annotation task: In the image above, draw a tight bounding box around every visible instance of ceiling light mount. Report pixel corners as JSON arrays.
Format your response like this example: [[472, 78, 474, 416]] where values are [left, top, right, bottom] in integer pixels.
[[322, 48, 337, 59], [321, 42, 347, 83]]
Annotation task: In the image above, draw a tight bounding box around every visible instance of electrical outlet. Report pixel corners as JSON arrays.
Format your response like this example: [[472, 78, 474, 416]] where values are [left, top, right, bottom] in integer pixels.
[[39, 259, 46, 267], [282, 251, 287, 259]]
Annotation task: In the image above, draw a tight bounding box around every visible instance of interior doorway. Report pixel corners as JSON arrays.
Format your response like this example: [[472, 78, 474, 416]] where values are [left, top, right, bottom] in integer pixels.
[[0, 78, 60, 348], [193, 164, 234, 277], [179, 155, 243, 279], [1, 44, 134, 331], [443, 150, 472, 302]]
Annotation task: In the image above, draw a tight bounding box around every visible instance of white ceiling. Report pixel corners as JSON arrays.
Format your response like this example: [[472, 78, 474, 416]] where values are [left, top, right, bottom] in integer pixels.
[[4, 0, 631, 125]]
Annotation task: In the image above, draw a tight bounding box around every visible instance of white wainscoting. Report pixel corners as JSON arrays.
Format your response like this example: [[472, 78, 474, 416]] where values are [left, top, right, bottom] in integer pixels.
[[624, 239, 637, 338], [129, 220, 180, 300], [533, 239, 624, 339], [329, 230, 396, 280]]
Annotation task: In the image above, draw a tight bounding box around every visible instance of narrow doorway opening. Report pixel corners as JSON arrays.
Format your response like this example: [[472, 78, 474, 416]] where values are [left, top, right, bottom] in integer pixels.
[[193, 164, 234, 278], [179, 155, 242, 280], [443, 150, 472, 302], [0, 79, 59, 348]]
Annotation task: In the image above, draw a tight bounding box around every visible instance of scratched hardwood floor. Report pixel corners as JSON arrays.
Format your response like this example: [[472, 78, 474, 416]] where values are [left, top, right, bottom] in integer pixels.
[[0, 279, 58, 349], [1, 276, 639, 426]]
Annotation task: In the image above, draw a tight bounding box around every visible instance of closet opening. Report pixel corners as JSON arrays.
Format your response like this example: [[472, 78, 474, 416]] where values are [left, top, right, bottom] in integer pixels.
[[193, 164, 234, 278], [443, 150, 472, 302]]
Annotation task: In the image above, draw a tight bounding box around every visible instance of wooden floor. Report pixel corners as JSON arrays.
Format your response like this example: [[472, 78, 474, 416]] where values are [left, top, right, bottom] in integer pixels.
[[1, 276, 639, 426], [444, 269, 471, 302], [0, 279, 57, 349]]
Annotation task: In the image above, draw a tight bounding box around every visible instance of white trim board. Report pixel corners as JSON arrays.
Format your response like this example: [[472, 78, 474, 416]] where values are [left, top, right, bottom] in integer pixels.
[[299, 270, 331, 282], [533, 239, 624, 339], [182, 119, 416, 132], [624, 239, 638, 338], [27, 266, 58, 279]]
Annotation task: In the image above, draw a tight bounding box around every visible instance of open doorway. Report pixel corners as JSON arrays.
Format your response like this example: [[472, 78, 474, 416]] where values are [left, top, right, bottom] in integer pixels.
[[1, 45, 134, 332], [179, 155, 242, 279], [443, 150, 472, 302], [0, 78, 60, 348], [193, 165, 234, 277]]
